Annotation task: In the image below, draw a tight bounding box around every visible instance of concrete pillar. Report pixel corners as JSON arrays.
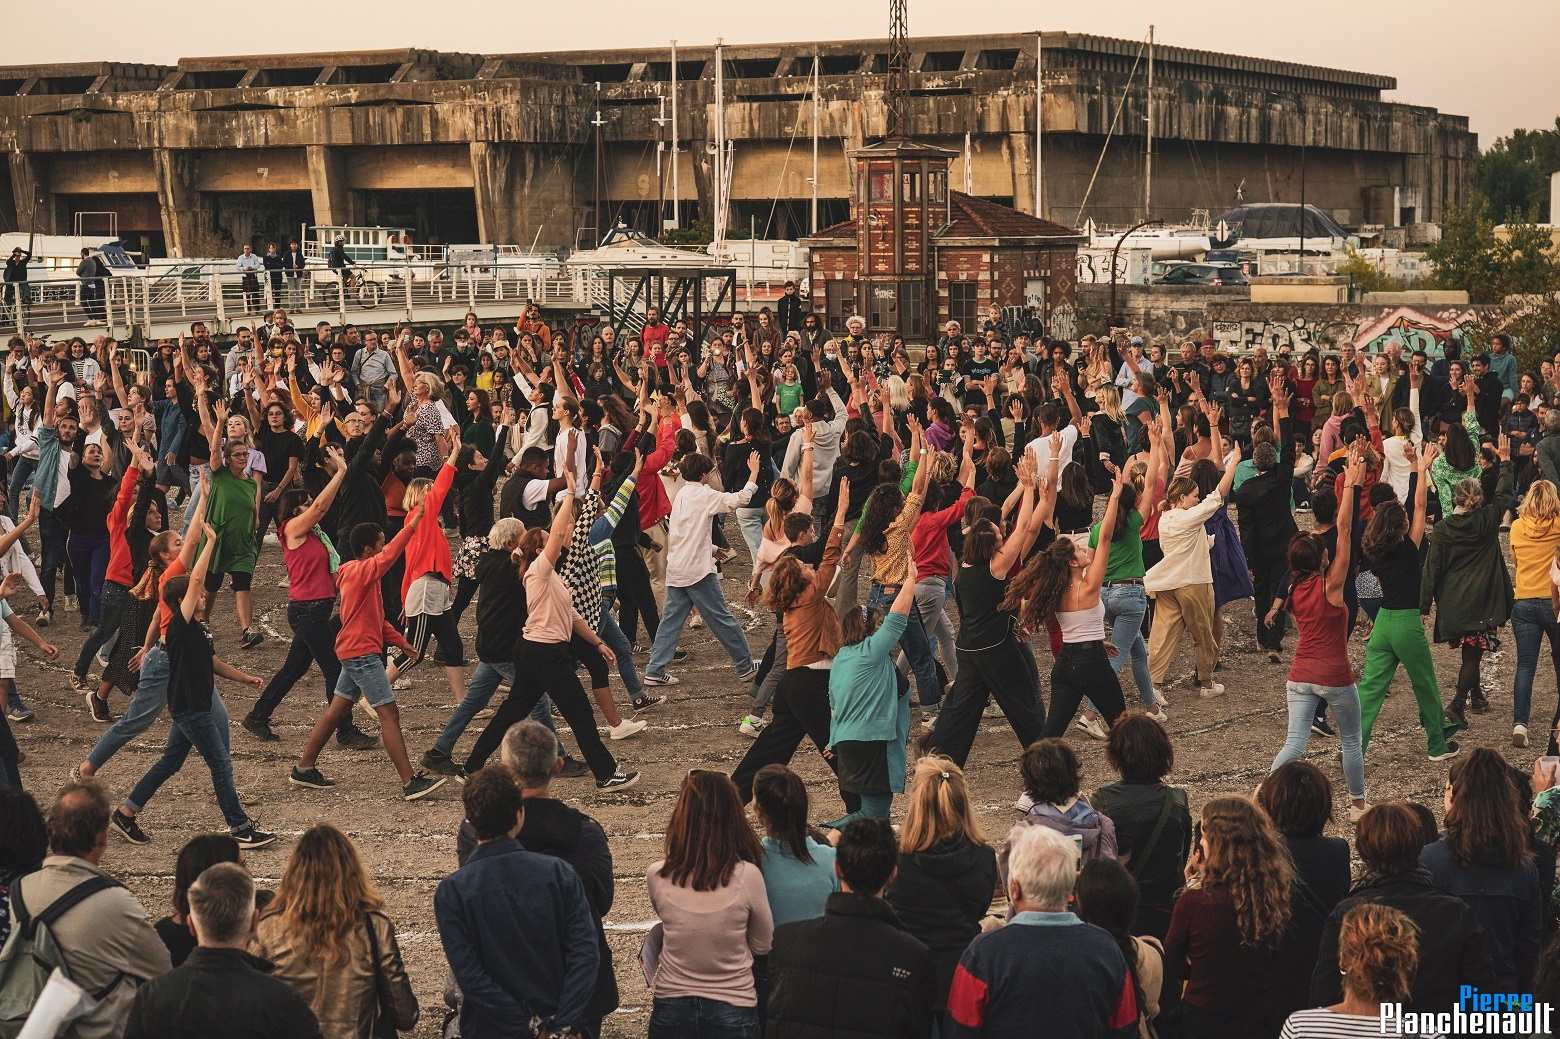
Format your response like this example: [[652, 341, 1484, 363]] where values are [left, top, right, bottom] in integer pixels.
[[1008, 133, 1036, 215], [306, 146, 358, 227], [469, 142, 515, 246], [154, 150, 204, 257], [8, 153, 57, 235]]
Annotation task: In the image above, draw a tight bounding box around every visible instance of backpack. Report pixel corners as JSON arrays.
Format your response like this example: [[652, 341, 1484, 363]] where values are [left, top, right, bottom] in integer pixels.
[[0, 874, 124, 1038]]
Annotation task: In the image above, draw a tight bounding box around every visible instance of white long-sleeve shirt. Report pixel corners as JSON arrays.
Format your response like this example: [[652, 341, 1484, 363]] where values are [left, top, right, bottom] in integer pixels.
[[664, 479, 756, 588], [1381, 387, 1423, 501], [0, 515, 44, 598], [1145, 492, 1223, 594]]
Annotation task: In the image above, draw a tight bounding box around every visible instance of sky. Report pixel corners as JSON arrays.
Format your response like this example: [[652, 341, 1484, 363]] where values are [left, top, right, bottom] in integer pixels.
[[5, 0, 1556, 144]]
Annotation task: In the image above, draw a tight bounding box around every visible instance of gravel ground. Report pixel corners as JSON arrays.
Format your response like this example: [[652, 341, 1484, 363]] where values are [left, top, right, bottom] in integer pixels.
[[6, 513, 1546, 1038]]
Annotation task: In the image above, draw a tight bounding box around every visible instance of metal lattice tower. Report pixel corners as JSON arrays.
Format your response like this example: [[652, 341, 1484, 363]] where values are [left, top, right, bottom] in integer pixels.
[[886, 0, 909, 138]]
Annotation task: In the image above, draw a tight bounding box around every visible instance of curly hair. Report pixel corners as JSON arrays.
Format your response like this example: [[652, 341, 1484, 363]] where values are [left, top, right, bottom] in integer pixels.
[[1001, 538, 1078, 628], [856, 484, 906, 557], [1338, 903, 1418, 1002], [1198, 795, 1293, 949], [1362, 499, 1409, 562], [765, 555, 811, 613]]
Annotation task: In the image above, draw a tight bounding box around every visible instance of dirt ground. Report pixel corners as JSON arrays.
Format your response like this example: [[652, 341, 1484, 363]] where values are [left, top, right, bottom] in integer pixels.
[[7, 511, 1547, 1038]]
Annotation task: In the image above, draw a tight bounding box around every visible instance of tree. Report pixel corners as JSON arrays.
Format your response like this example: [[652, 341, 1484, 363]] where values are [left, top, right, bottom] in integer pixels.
[[1477, 118, 1560, 222], [1427, 202, 1560, 304], [1337, 245, 1401, 295]]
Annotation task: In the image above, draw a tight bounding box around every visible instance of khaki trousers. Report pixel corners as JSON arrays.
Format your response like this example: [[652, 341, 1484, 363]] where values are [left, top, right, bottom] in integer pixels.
[[641, 517, 670, 606], [1147, 583, 1219, 686]]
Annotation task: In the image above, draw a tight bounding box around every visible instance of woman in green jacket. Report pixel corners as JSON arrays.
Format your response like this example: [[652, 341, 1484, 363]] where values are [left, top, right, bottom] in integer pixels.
[[1310, 354, 1347, 430], [1423, 441, 1515, 723], [1430, 382, 1484, 517], [823, 561, 918, 831]]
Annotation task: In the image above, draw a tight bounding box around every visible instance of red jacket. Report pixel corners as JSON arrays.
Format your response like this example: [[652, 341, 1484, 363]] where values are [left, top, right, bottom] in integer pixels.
[[636, 420, 678, 531], [912, 485, 974, 579], [400, 463, 456, 600], [104, 466, 141, 586]]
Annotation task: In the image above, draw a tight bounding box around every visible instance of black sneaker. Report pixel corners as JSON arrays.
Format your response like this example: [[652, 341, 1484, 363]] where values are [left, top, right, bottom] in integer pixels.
[[110, 810, 150, 845], [242, 714, 279, 742], [559, 759, 591, 779], [632, 695, 668, 711], [232, 825, 278, 850], [1429, 741, 1461, 762], [1310, 715, 1337, 738], [421, 749, 460, 776], [336, 728, 379, 750], [289, 766, 336, 790], [403, 772, 448, 801], [240, 628, 264, 650], [673, 649, 687, 661], [738, 663, 761, 683], [87, 693, 113, 724], [596, 770, 641, 792], [1469, 693, 1491, 715]]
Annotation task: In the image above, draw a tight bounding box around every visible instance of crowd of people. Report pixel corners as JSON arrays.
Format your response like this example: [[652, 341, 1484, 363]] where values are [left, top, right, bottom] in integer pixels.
[[0, 301, 1558, 1038]]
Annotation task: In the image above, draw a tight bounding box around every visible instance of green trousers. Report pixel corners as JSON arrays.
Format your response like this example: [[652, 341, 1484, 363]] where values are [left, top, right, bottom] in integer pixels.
[[1357, 607, 1452, 757]]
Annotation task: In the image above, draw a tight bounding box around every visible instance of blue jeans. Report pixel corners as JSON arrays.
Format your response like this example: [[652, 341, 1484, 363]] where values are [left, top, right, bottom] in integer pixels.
[[87, 647, 231, 769], [648, 996, 760, 1039], [6, 456, 35, 519], [74, 579, 129, 679], [866, 581, 940, 707], [66, 530, 111, 622], [1512, 597, 1560, 727], [432, 661, 575, 760], [598, 600, 643, 702], [646, 573, 753, 680], [182, 472, 204, 534], [126, 701, 249, 830], [1102, 582, 1156, 706], [1272, 681, 1365, 800], [38, 508, 67, 606], [735, 506, 765, 564]]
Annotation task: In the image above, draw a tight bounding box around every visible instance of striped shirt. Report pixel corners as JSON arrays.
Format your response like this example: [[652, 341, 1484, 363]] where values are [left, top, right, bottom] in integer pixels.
[[589, 475, 637, 597], [1280, 1009, 1440, 1038]]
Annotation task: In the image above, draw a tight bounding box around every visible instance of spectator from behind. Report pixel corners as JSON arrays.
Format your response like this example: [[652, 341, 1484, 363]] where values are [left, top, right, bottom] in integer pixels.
[[0, 788, 45, 948], [452, 721, 619, 1034], [252, 824, 418, 1039], [1256, 762, 1350, 912], [1281, 904, 1418, 1039], [155, 833, 252, 967], [1163, 795, 1293, 1038], [8, 778, 170, 1039], [1310, 801, 1494, 1014], [767, 817, 935, 1039], [884, 757, 999, 1018], [126, 862, 322, 1039], [646, 769, 773, 1039], [1420, 748, 1543, 990], [437, 766, 598, 1039], [754, 763, 839, 927], [1005, 739, 1117, 886], [1074, 858, 1163, 1039], [947, 825, 1137, 1038], [1089, 713, 1192, 940]]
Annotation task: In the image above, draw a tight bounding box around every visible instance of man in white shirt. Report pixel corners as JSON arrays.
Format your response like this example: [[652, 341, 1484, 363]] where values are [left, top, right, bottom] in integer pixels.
[[1381, 370, 1424, 501], [1115, 336, 1153, 407], [1024, 399, 1078, 475], [235, 244, 264, 313], [643, 451, 761, 686]]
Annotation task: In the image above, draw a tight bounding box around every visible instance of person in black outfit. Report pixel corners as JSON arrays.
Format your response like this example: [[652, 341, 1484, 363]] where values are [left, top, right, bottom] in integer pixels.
[[1233, 377, 1298, 658], [768, 817, 935, 1039], [777, 280, 804, 335], [449, 428, 512, 626], [261, 244, 286, 308], [126, 862, 322, 1039], [1467, 355, 1506, 441], [3, 247, 30, 312], [1310, 801, 1496, 1015]]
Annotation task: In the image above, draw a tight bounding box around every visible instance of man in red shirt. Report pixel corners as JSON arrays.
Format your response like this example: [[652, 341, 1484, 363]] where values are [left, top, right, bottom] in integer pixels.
[[288, 504, 447, 801], [640, 305, 670, 370]]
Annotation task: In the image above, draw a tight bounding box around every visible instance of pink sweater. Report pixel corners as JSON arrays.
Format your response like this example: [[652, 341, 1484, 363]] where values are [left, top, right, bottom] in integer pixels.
[[646, 860, 773, 1007]]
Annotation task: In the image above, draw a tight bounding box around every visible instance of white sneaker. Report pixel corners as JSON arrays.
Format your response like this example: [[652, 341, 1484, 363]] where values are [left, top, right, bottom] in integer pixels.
[[392, 677, 411, 691], [608, 718, 647, 741], [1152, 688, 1168, 707], [1514, 723, 1529, 748], [739, 716, 767, 738], [1148, 707, 1169, 727], [1075, 715, 1109, 740], [1199, 682, 1226, 699], [1013, 792, 1035, 812]]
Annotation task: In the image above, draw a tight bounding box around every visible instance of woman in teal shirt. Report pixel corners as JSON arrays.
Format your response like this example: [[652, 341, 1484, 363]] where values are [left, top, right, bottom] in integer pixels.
[[824, 570, 919, 829], [752, 764, 838, 927]]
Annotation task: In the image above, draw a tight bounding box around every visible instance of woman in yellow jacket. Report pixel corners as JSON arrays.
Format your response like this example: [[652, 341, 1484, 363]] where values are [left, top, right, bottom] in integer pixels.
[[1508, 479, 1560, 748]]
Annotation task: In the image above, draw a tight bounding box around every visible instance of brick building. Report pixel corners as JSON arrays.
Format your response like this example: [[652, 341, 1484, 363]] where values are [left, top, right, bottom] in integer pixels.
[[803, 139, 1083, 341]]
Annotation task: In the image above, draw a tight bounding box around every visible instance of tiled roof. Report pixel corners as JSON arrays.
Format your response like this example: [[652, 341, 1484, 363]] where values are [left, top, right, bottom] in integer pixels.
[[803, 192, 1082, 243], [941, 192, 1083, 240]]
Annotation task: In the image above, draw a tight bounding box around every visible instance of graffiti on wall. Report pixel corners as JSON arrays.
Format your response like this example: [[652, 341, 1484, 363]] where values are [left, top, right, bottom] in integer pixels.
[[1208, 306, 1481, 358], [1210, 317, 1358, 354], [1048, 303, 1078, 344], [1076, 248, 1152, 286], [1351, 306, 1479, 357]]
